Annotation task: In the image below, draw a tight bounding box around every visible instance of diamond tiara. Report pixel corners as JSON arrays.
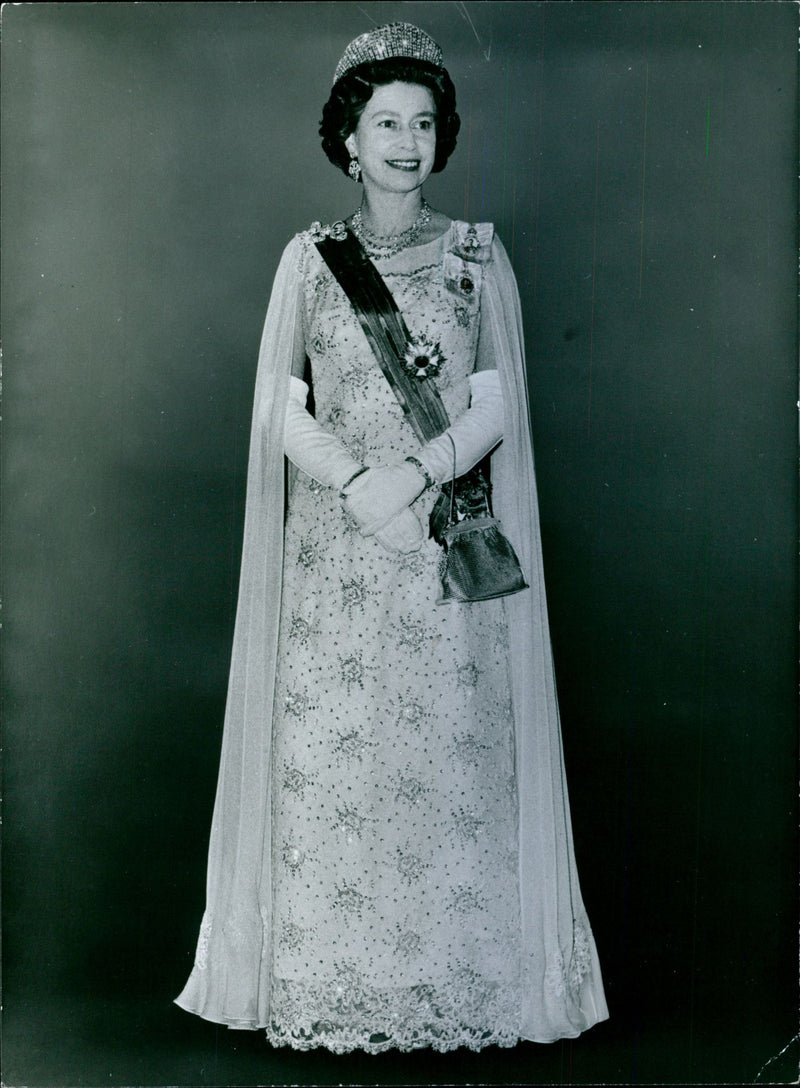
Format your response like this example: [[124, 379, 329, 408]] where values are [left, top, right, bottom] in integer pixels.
[[333, 22, 444, 86]]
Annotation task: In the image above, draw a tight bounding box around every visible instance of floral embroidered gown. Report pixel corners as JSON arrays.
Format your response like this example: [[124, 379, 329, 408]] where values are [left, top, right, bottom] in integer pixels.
[[267, 221, 524, 1052]]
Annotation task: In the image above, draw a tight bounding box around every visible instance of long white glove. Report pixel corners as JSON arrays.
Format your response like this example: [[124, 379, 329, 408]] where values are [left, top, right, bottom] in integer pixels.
[[342, 369, 504, 536], [414, 368, 503, 483], [285, 376, 423, 552], [284, 376, 363, 490]]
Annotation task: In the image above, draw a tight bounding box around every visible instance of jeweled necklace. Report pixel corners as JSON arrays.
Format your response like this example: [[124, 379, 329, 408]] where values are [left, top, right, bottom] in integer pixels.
[[351, 199, 431, 258]]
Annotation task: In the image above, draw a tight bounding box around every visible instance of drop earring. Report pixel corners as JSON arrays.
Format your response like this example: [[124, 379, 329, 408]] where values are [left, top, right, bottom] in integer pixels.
[[348, 157, 361, 182]]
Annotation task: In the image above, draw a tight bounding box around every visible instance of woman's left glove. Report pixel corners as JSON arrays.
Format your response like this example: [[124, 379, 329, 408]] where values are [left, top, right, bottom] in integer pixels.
[[342, 461, 428, 536], [373, 508, 424, 553], [413, 369, 503, 483]]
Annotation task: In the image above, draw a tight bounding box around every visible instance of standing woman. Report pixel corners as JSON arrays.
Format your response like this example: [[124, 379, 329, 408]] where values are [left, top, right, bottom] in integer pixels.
[[176, 23, 608, 1052]]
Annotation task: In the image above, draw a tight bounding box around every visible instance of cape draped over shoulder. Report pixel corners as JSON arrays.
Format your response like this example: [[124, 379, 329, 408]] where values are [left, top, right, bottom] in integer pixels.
[[175, 221, 608, 1043]]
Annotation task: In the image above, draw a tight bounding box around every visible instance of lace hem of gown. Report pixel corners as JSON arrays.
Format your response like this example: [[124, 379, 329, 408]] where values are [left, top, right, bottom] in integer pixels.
[[265, 974, 521, 1054]]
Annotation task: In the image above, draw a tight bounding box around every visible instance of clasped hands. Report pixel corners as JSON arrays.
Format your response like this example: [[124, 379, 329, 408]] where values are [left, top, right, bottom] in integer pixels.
[[342, 461, 430, 553], [284, 370, 502, 556]]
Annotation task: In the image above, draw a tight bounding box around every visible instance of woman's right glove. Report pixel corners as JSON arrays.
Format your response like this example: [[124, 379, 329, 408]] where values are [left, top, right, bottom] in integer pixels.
[[284, 376, 423, 553], [341, 460, 429, 536]]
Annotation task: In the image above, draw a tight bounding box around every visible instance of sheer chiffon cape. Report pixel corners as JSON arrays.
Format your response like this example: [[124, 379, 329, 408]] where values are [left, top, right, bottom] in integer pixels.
[[175, 223, 609, 1044]]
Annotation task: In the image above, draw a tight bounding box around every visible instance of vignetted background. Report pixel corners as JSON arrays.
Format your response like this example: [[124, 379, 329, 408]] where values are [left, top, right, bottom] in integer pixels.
[[3, 3, 797, 1085]]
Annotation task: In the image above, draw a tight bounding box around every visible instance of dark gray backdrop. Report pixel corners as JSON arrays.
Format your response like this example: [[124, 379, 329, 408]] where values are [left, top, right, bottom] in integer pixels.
[[3, 2, 797, 1085]]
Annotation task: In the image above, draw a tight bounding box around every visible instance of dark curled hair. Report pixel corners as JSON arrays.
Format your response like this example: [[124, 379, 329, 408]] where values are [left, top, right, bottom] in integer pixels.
[[320, 57, 460, 178]]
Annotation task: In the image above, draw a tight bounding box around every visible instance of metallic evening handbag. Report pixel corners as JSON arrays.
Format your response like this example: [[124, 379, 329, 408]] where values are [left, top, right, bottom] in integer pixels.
[[435, 436, 528, 605]]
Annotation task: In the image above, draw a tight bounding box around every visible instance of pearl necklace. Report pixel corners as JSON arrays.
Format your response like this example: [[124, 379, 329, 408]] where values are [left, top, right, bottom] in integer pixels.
[[351, 199, 432, 258]]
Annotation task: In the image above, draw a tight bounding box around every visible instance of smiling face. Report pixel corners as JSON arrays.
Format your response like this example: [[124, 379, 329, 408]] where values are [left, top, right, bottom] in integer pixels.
[[345, 81, 437, 195]]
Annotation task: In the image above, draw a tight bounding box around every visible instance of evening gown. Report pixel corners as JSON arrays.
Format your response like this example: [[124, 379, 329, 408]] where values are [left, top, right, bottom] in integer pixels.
[[175, 219, 608, 1051], [268, 222, 521, 1052]]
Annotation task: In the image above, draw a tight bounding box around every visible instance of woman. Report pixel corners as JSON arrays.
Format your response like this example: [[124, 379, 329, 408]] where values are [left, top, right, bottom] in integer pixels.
[[176, 22, 608, 1053]]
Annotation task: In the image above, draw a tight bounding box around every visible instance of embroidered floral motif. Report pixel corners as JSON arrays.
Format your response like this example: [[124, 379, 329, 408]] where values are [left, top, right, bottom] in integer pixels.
[[222, 904, 252, 950], [333, 728, 375, 761], [282, 841, 307, 872], [571, 924, 592, 989], [447, 885, 485, 914], [288, 614, 313, 644], [395, 929, 423, 958], [451, 808, 486, 843], [280, 920, 306, 951], [333, 803, 370, 842], [456, 662, 481, 688], [393, 772, 429, 804], [339, 509, 362, 538], [341, 577, 368, 615], [284, 689, 314, 717], [448, 963, 515, 1024], [338, 651, 369, 692], [298, 538, 319, 570], [282, 763, 312, 797], [332, 882, 372, 919], [393, 696, 427, 731], [451, 962, 481, 990], [396, 847, 429, 885], [454, 304, 470, 328], [400, 547, 430, 577], [338, 361, 371, 392], [324, 402, 347, 429], [330, 960, 365, 1011], [348, 434, 369, 463], [398, 616, 435, 653], [451, 733, 490, 766], [499, 847, 518, 874]]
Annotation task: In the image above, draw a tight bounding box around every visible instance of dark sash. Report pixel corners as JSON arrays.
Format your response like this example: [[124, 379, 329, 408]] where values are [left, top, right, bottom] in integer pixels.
[[315, 229, 451, 443]]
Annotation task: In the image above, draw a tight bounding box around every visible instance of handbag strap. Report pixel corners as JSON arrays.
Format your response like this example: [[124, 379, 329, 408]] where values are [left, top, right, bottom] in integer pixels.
[[446, 433, 457, 525], [315, 229, 450, 444]]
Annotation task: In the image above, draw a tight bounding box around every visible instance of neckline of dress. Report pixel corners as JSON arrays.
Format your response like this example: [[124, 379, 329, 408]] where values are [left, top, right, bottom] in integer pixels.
[[370, 219, 455, 262]]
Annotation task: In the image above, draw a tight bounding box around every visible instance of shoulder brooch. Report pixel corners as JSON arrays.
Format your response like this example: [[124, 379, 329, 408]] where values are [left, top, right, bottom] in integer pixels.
[[307, 220, 348, 243], [443, 222, 494, 300], [449, 221, 494, 264]]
